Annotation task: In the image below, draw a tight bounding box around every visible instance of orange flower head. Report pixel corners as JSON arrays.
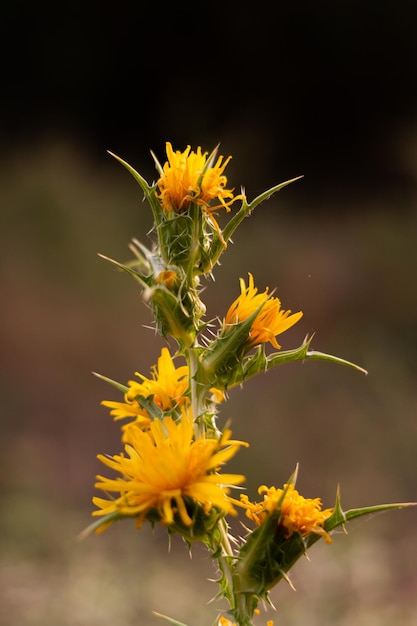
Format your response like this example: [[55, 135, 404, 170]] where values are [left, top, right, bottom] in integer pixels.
[[240, 483, 333, 543], [224, 273, 303, 349], [126, 347, 190, 411], [156, 142, 240, 214], [92, 406, 248, 530]]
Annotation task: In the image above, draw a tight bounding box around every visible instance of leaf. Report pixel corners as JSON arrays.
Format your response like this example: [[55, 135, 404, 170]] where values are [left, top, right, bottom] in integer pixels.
[[78, 511, 123, 540], [223, 177, 303, 245], [107, 151, 164, 229], [306, 491, 416, 550], [97, 253, 153, 288], [200, 302, 268, 385], [208, 176, 303, 270], [92, 372, 129, 393], [153, 612, 190, 626], [226, 335, 368, 388]]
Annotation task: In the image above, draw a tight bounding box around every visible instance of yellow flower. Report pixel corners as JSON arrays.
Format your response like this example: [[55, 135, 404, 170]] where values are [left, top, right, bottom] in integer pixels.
[[101, 347, 224, 433], [240, 483, 333, 543], [156, 141, 240, 214], [100, 399, 151, 429], [92, 407, 248, 530], [224, 273, 303, 349], [101, 347, 188, 433], [126, 347, 190, 411]]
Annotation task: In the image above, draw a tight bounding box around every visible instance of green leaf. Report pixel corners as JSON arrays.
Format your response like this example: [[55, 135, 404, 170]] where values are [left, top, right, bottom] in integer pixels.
[[108, 151, 164, 229], [152, 612, 190, 626], [306, 491, 416, 550], [199, 303, 267, 385], [149, 283, 195, 344], [223, 345, 267, 388], [98, 253, 153, 288], [267, 334, 368, 373], [78, 511, 124, 540], [344, 502, 417, 522], [245, 176, 304, 212], [92, 372, 129, 393], [226, 335, 368, 388], [132, 394, 164, 420], [208, 176, 303, 270], [223, 177, 302, 244]]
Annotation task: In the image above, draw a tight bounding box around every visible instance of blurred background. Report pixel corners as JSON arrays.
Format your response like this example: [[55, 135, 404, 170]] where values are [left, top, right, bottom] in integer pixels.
[[1, 2, 416, 625]]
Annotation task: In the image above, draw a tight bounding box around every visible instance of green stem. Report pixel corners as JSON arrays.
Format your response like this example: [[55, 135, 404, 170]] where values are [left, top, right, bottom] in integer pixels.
[[216, 519, 257, 626], [187, 346, 205, 438], [188, 204, 203, 283], [211, 518, 237, 616], [218, 516, 234, 558]]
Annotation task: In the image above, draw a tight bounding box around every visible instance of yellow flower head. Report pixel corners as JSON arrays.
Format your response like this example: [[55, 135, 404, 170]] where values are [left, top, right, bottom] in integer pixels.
[[240, 483, 333, 543], [156, 141, 242, 216], [224, 273, 303, 349], [126, 347, 189, 411], [100, 399, 151, 429], [101, 347, 224, 433], [92, 407, 248, 530]]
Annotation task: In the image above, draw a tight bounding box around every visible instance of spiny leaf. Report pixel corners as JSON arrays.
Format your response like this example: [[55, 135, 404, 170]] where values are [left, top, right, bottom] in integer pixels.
[[226, 335, 367, 388], [152, 612, 190, 626], [223, 177, 303, 245], [78, 511, 124, 540], [208, 176, 303, 269], [306, 492, 416, 550], [98, 253, 153, 288], [107, 151, 164, 228], [267, 335, 368, 374], [92, 372, 129, 393]]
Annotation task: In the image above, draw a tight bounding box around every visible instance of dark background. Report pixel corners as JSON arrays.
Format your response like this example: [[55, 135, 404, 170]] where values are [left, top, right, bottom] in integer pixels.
[[1, 3, 417, 626], [2, 1, 417, 200]]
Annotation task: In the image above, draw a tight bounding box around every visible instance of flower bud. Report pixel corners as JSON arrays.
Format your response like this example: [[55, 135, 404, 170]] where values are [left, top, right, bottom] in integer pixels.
[[145, 283, 196, 346]]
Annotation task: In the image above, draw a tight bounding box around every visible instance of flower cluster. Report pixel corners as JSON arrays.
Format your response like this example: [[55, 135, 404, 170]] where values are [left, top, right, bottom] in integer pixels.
[[84, 142, 412, 626]]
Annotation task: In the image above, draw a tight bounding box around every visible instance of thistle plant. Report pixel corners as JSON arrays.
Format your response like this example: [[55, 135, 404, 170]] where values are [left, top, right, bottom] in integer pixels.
[[82, 142, 415, 626]]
